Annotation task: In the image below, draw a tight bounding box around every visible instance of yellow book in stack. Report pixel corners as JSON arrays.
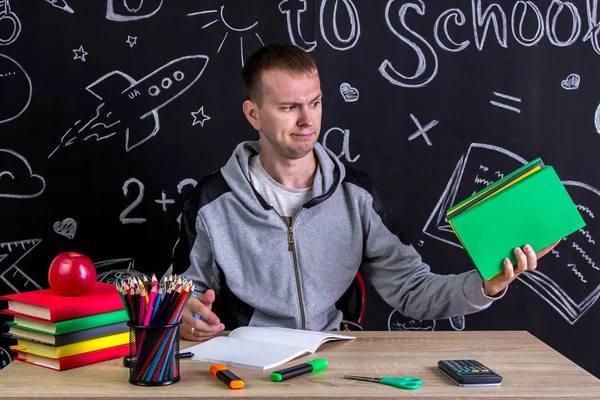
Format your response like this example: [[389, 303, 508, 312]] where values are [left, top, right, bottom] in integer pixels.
[[10, 331, 129, 359]]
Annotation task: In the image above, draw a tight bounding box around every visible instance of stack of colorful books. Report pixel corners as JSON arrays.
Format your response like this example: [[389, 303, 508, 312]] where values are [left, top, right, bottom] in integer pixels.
[[0, 282, 130, 371]]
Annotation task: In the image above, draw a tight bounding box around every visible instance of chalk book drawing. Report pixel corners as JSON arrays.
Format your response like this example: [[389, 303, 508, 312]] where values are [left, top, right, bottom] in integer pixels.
[[423, 143, 600, 325]]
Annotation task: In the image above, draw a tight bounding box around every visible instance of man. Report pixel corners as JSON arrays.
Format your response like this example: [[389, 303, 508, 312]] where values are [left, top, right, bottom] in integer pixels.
[[173, 43, 556, 342]]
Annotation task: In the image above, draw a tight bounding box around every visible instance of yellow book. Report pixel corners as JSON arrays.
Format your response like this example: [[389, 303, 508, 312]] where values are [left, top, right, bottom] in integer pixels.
[[10, 332, 129, 359]]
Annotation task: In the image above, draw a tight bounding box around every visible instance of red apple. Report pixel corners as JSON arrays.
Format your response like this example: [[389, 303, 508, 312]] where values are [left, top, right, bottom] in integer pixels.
[[48, 252, 97, 296]]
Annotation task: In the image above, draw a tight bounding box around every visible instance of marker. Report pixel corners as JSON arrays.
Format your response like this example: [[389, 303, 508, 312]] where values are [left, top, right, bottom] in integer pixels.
[[270, 359, 328, 382], [210, 364, 245, 389], [177, 352, 194, 359], [193, 312, 205, 321]]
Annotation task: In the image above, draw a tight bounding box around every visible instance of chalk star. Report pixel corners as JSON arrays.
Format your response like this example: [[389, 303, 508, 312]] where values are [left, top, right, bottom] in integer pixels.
[[126, 36, 137, 48], [72, 45, 88, 62], [191, 106, 210, 127]]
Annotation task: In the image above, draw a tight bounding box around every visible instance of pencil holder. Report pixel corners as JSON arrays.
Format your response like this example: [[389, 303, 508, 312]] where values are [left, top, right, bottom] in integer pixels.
[[127, 321, 182, 386]]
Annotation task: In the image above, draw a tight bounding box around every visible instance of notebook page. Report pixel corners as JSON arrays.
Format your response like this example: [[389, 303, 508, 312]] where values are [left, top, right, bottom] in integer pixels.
[[230, 326, 355, 351], [188, 336, 307, 370]]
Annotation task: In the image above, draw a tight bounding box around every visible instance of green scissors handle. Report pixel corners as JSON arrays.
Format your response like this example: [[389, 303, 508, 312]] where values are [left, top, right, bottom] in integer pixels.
[[379, 377, 422, 390], [344, 375, 423, 390]]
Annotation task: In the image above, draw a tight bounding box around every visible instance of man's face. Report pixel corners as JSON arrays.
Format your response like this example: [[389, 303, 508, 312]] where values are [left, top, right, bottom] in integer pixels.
[[250, 68, 322, 161]]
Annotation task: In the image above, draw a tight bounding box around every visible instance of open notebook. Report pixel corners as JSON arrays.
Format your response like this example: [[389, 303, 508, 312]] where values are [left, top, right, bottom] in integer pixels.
[[187, 326, 355, 370]]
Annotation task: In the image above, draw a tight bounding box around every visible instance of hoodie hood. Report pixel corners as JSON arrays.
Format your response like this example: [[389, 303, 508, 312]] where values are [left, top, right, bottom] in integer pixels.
[[220, 140, 346, 211]]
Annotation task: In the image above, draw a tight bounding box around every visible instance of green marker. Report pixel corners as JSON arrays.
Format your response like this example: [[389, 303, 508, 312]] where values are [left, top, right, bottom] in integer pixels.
[[270, 359, 328, 382]]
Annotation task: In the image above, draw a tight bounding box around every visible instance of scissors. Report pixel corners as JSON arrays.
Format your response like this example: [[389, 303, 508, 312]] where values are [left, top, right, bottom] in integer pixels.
[[344, 375, 423, 390]]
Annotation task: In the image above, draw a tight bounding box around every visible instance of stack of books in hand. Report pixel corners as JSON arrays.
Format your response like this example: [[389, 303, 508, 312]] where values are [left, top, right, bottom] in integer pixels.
[[447, 157, 585, 280], [0, 282, 129, 371]]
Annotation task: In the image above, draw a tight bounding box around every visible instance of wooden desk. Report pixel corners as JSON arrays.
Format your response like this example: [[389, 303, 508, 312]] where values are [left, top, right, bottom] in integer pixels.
[[1, 331, 599, 399]]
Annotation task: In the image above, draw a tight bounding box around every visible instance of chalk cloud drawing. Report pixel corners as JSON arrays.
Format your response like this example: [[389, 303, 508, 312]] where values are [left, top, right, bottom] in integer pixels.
[[423, 143, 600, 324], [0, 0, 21, 46], [407, 114, 438, 146], [72, 45, 88, 62], [561, 73, 580, 90], [95, 258, 145, 284], [45, 0, 74, 13], [187, 4, 264, 66], [388, 310, 436, 331], [0, 239, 42, 294], [490, 91, 521, 113], [126, 35, 137, 48], [340, 83, 359, 102], [106, 0, 162, 22], [0, 347, 12, 370], [0, 53, 32, 124], [0, 149, 45, 199], [53, 218, 77, 239], [49, 55, 209, 157], [191, 106, 210, 127]]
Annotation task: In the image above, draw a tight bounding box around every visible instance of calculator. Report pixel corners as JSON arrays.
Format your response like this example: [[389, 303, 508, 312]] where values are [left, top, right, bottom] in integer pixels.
[[438, 359, 502, 387]]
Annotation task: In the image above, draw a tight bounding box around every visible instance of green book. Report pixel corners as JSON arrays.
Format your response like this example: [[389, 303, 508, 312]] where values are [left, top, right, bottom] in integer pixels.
[[448, 164, 585, 280], [447, 157, 544, 217], [8, 309, 128, 335], [4, 321, 128, 346]]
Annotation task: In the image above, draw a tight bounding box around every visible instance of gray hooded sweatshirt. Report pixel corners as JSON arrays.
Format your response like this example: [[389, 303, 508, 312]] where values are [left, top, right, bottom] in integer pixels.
[[173, 140, 500, 331]]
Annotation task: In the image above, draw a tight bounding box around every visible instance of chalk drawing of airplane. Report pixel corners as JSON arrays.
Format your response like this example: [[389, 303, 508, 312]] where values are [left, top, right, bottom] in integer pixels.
[[85, 55, 209, 151]]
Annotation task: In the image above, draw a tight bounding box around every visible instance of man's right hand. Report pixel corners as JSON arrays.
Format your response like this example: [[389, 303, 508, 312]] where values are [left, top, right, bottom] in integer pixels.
[[181, 289, 225, 341]]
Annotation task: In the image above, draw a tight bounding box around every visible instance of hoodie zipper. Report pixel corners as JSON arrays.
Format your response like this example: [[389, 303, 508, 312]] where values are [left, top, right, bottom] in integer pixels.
[[278, 213, 306, 330]]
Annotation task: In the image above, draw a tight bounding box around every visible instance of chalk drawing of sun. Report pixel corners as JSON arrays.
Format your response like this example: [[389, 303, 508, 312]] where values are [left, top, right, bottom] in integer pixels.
[[187, 4, 264, 66]]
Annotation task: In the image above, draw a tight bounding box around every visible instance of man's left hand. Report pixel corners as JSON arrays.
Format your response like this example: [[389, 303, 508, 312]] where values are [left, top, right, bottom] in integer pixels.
[[483, 241, 561, 296]]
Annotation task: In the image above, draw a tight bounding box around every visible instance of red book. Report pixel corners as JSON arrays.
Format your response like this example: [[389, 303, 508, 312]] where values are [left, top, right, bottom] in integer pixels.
[[0, 282, 124, 321], [14, 343, 129, 371]]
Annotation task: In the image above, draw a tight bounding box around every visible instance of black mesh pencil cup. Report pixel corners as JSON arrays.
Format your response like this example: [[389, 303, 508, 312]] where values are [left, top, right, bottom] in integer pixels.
[[127, 321, 182, 386]]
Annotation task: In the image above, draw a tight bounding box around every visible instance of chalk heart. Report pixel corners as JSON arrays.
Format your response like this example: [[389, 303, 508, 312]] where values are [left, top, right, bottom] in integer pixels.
[[340, 83, 359, 102], [53, 218, 77, 239], [561, 74, 580, 90]]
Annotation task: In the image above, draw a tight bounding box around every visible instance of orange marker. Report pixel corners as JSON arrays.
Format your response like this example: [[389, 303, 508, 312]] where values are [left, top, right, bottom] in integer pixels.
[[210, 364, 245, 389]]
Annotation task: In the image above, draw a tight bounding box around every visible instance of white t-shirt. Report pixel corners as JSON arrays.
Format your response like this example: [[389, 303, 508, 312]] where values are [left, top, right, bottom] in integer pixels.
[[248, 155, 314, 223]]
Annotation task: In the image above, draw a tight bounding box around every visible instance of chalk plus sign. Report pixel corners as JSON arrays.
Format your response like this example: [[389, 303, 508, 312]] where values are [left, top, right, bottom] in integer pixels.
[[154, 191, 175, 212]]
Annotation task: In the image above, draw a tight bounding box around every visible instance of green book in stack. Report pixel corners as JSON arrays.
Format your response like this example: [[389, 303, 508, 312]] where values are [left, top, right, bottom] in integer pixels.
[[5, 309, 128, 335], [447, 157, 586, 280]]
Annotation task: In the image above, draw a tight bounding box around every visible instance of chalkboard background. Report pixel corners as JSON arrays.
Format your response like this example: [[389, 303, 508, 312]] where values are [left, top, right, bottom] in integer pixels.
[[1, 0, 599, 377]]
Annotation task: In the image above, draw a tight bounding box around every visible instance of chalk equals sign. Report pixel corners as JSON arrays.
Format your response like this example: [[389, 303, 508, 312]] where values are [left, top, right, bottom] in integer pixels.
[[490, 92, 521, 113]]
